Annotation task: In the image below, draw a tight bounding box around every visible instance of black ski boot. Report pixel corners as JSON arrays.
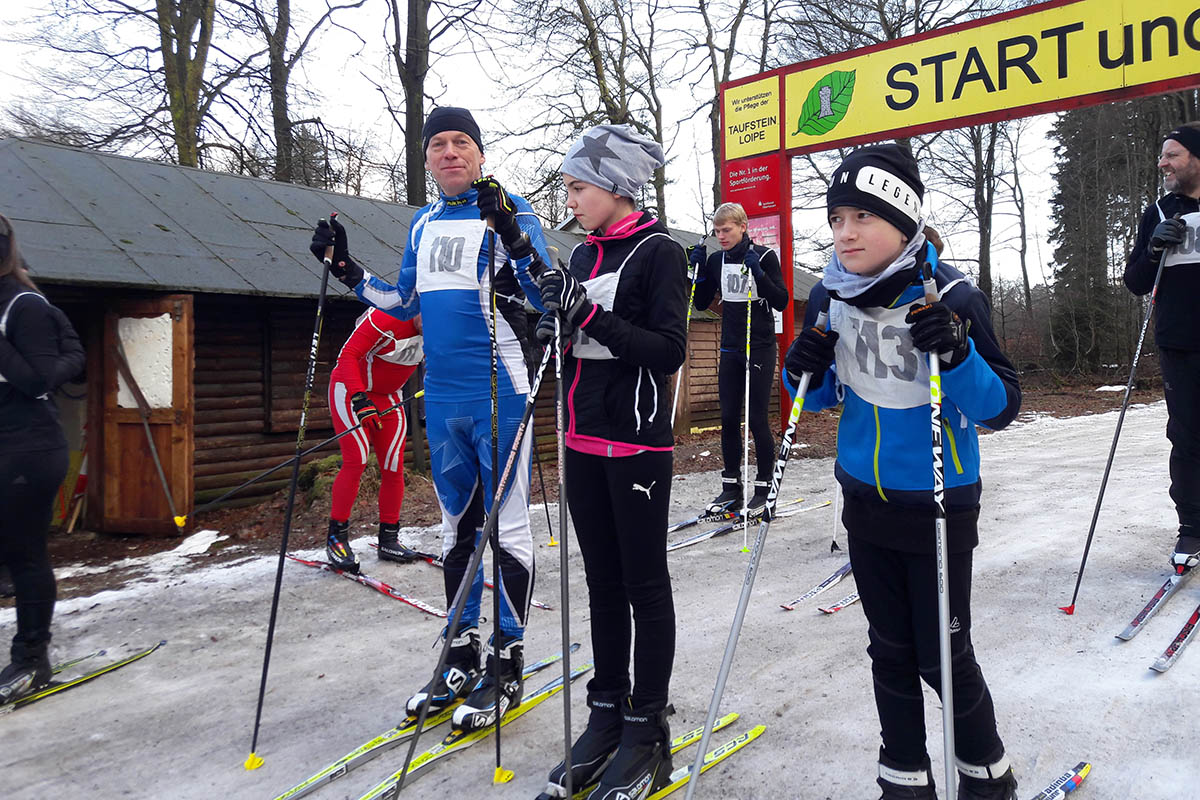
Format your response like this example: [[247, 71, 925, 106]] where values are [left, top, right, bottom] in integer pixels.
[[405, 626, 480, 716], [452, 635, 524, 732], [746, 480, 771, 517], [705, 472, 742, 515], [590, 702, 674, 800], [877, 749, 937, 800], [0, 564, 14, 598], [1171, 529, 1200, 573], [377, 522, 420, 563], [0, 642, 52, 706], [326, 519, 360, 574], [535, 688, 626, 799], [958, 753, 1018, 800]]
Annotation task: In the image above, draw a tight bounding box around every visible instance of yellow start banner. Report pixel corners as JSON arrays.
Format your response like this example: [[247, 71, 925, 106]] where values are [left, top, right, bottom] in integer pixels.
[[782, 0, 1200, 153], [723, 76, 781, 160]]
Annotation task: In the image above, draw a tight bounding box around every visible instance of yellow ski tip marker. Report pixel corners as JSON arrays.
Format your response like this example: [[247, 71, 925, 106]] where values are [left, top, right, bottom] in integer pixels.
[[493, 766, 514, 784], [173, 515, 187, 529], [244, 752, 264, 770]]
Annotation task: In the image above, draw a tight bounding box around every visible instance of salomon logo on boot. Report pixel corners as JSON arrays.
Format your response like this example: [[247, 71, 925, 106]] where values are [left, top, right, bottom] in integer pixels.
[[452, 637, 524, 732], [405, 627, 480, 715]]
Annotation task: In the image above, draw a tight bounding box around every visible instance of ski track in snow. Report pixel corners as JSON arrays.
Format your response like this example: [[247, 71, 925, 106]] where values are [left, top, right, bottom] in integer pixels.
[[0, 401, 1189, 798]]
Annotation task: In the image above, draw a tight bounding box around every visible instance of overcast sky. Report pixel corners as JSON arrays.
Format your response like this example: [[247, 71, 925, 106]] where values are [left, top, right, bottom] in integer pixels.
[[0, 0, 1064, 286]]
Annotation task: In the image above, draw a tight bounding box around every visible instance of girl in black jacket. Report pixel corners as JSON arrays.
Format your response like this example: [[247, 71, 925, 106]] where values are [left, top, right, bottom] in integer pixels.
[[0, 214, 85, 704], [533, 125, 687, 800]]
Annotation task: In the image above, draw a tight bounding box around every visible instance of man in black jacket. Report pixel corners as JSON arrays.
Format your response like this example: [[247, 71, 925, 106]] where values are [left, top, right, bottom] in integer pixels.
[[691, 203, 790, 515], [1124, 121, 1200, 569]]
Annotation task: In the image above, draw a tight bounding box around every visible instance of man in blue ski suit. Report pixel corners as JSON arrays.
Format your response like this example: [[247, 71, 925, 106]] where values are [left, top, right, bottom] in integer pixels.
[[310, 106, 550, 732]]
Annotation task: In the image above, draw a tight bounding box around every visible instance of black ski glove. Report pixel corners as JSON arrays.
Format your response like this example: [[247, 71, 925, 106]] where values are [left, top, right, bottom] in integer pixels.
[[534, 310, 573, 346], [687, 244, 707, 275], [1150, 217, 1186, 254], [785, 325, 839, 386], [350, 391, 383, 431], [310, 216, 364, 288], [905, 301, 969, 368], [473, 176, 532, 258], [538, 268, 592, 328], [743, 246, 763, 279]]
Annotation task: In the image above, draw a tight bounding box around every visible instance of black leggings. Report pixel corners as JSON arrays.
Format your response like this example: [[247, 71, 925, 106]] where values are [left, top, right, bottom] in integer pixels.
[[848, 534, 1005, 768], [0, 446, 66, 662], [719, 343, 776, 483], [1162, 348, 1200, 532], [565, 448, 675, 711]]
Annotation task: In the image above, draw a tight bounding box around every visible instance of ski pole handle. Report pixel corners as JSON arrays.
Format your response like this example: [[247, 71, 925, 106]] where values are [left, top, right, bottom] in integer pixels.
[[322, 211, 338, 266]]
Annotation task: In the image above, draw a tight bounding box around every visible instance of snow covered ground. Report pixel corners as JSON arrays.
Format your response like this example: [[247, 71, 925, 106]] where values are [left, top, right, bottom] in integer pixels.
[[0, 402, 1190, 799]]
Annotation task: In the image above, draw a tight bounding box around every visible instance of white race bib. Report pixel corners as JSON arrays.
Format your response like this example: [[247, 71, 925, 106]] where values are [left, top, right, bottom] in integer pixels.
[[572, 271, 619, 360], [1163, 212, 1200, 269], [830, 279, 963, 410], [415, 219, 486, 293], [720, 256, 757, 303]]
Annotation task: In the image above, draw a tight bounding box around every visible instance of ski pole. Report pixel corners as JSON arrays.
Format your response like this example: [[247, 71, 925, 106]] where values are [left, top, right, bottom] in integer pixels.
[[532, 436, 558, 546], [671, 236, 705, 427], [111, 338, 184, 532], [245, 213, 336, 771], [741, 264, 753, 553], [186, 394, 419, 522], [829, 479, 842, 552], [486, 227, 509, 785], [394, 341, 555, 794], [553, 311, 573, 798], [1061, 236, 1174, 615], [920, 261, 956, 799], [684, 299, 829, 800]]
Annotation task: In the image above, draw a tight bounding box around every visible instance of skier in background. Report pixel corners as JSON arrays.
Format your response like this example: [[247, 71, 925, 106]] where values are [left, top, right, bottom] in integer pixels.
[[1123, 121, 1200, 572], [689, 202, 789, 516], [0, 214, 86, 704], [323, 308, 423, 572]]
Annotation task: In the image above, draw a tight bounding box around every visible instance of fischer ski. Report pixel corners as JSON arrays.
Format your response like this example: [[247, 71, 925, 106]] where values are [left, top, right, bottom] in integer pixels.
[[1, 640, 165, 714], [781, 562, 852, 611], [1026, 760, 1091, 800], [667, 501, 831, 554], [1116, 570, 1191, 641], [668, 497, 804, 534], [355, 664, 593, 799], [366, 543, 553, 611], [286, 554, 446, 617], [1151, 602, 1200, 673], [645, 724, 766, 799], [270, 644, 580, 800], [818, 591, 860, 614]]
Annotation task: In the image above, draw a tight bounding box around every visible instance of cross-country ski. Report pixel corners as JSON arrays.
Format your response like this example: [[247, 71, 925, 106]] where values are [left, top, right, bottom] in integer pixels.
[[780, 561, 852, 610], [285, 554, 447, 617]]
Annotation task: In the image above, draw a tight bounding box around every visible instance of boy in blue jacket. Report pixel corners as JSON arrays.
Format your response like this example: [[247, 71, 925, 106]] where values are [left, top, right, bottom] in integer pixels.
[[784, 144, 1022, 800]]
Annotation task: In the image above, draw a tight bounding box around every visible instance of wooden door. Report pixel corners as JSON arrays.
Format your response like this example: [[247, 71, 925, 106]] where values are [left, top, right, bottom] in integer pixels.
[[100, 295, 194, 534]]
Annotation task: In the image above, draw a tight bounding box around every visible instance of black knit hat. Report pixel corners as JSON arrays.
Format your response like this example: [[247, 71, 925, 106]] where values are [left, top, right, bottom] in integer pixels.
[[422, 106, 483, 154], [827, 144, 924, 240]]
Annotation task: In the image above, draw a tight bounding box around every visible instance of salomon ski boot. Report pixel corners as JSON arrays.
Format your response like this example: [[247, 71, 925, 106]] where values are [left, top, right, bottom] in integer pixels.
[[590, 702, 674, 800], [377, 522, 420, 563], [405, 626, 481, 716], [1172, 530, 1200, 573], [957, 752, 1018, 800], [876, 750, 937, 800], [0, 643, 52, 706], [325, 519, 359, 573], [705, 472, 742, 515], [746, 480, 771, 517], [536, 688, 626, 798], [452, 635, 524, 732]]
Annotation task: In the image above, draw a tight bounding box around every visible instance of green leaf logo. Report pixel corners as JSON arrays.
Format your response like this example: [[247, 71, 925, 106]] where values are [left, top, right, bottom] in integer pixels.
[[793, 70, 856, 136]]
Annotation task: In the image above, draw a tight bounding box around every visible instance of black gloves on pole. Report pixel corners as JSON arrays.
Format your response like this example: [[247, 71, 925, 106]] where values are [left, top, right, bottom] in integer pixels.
[[785, 326, 839, 386], [310, 215, 364, 288], [474, 176, 535, 261], [1150, 217, 1186, 255], [350, 391, 383, 430], [905, 302, 970, 368]]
